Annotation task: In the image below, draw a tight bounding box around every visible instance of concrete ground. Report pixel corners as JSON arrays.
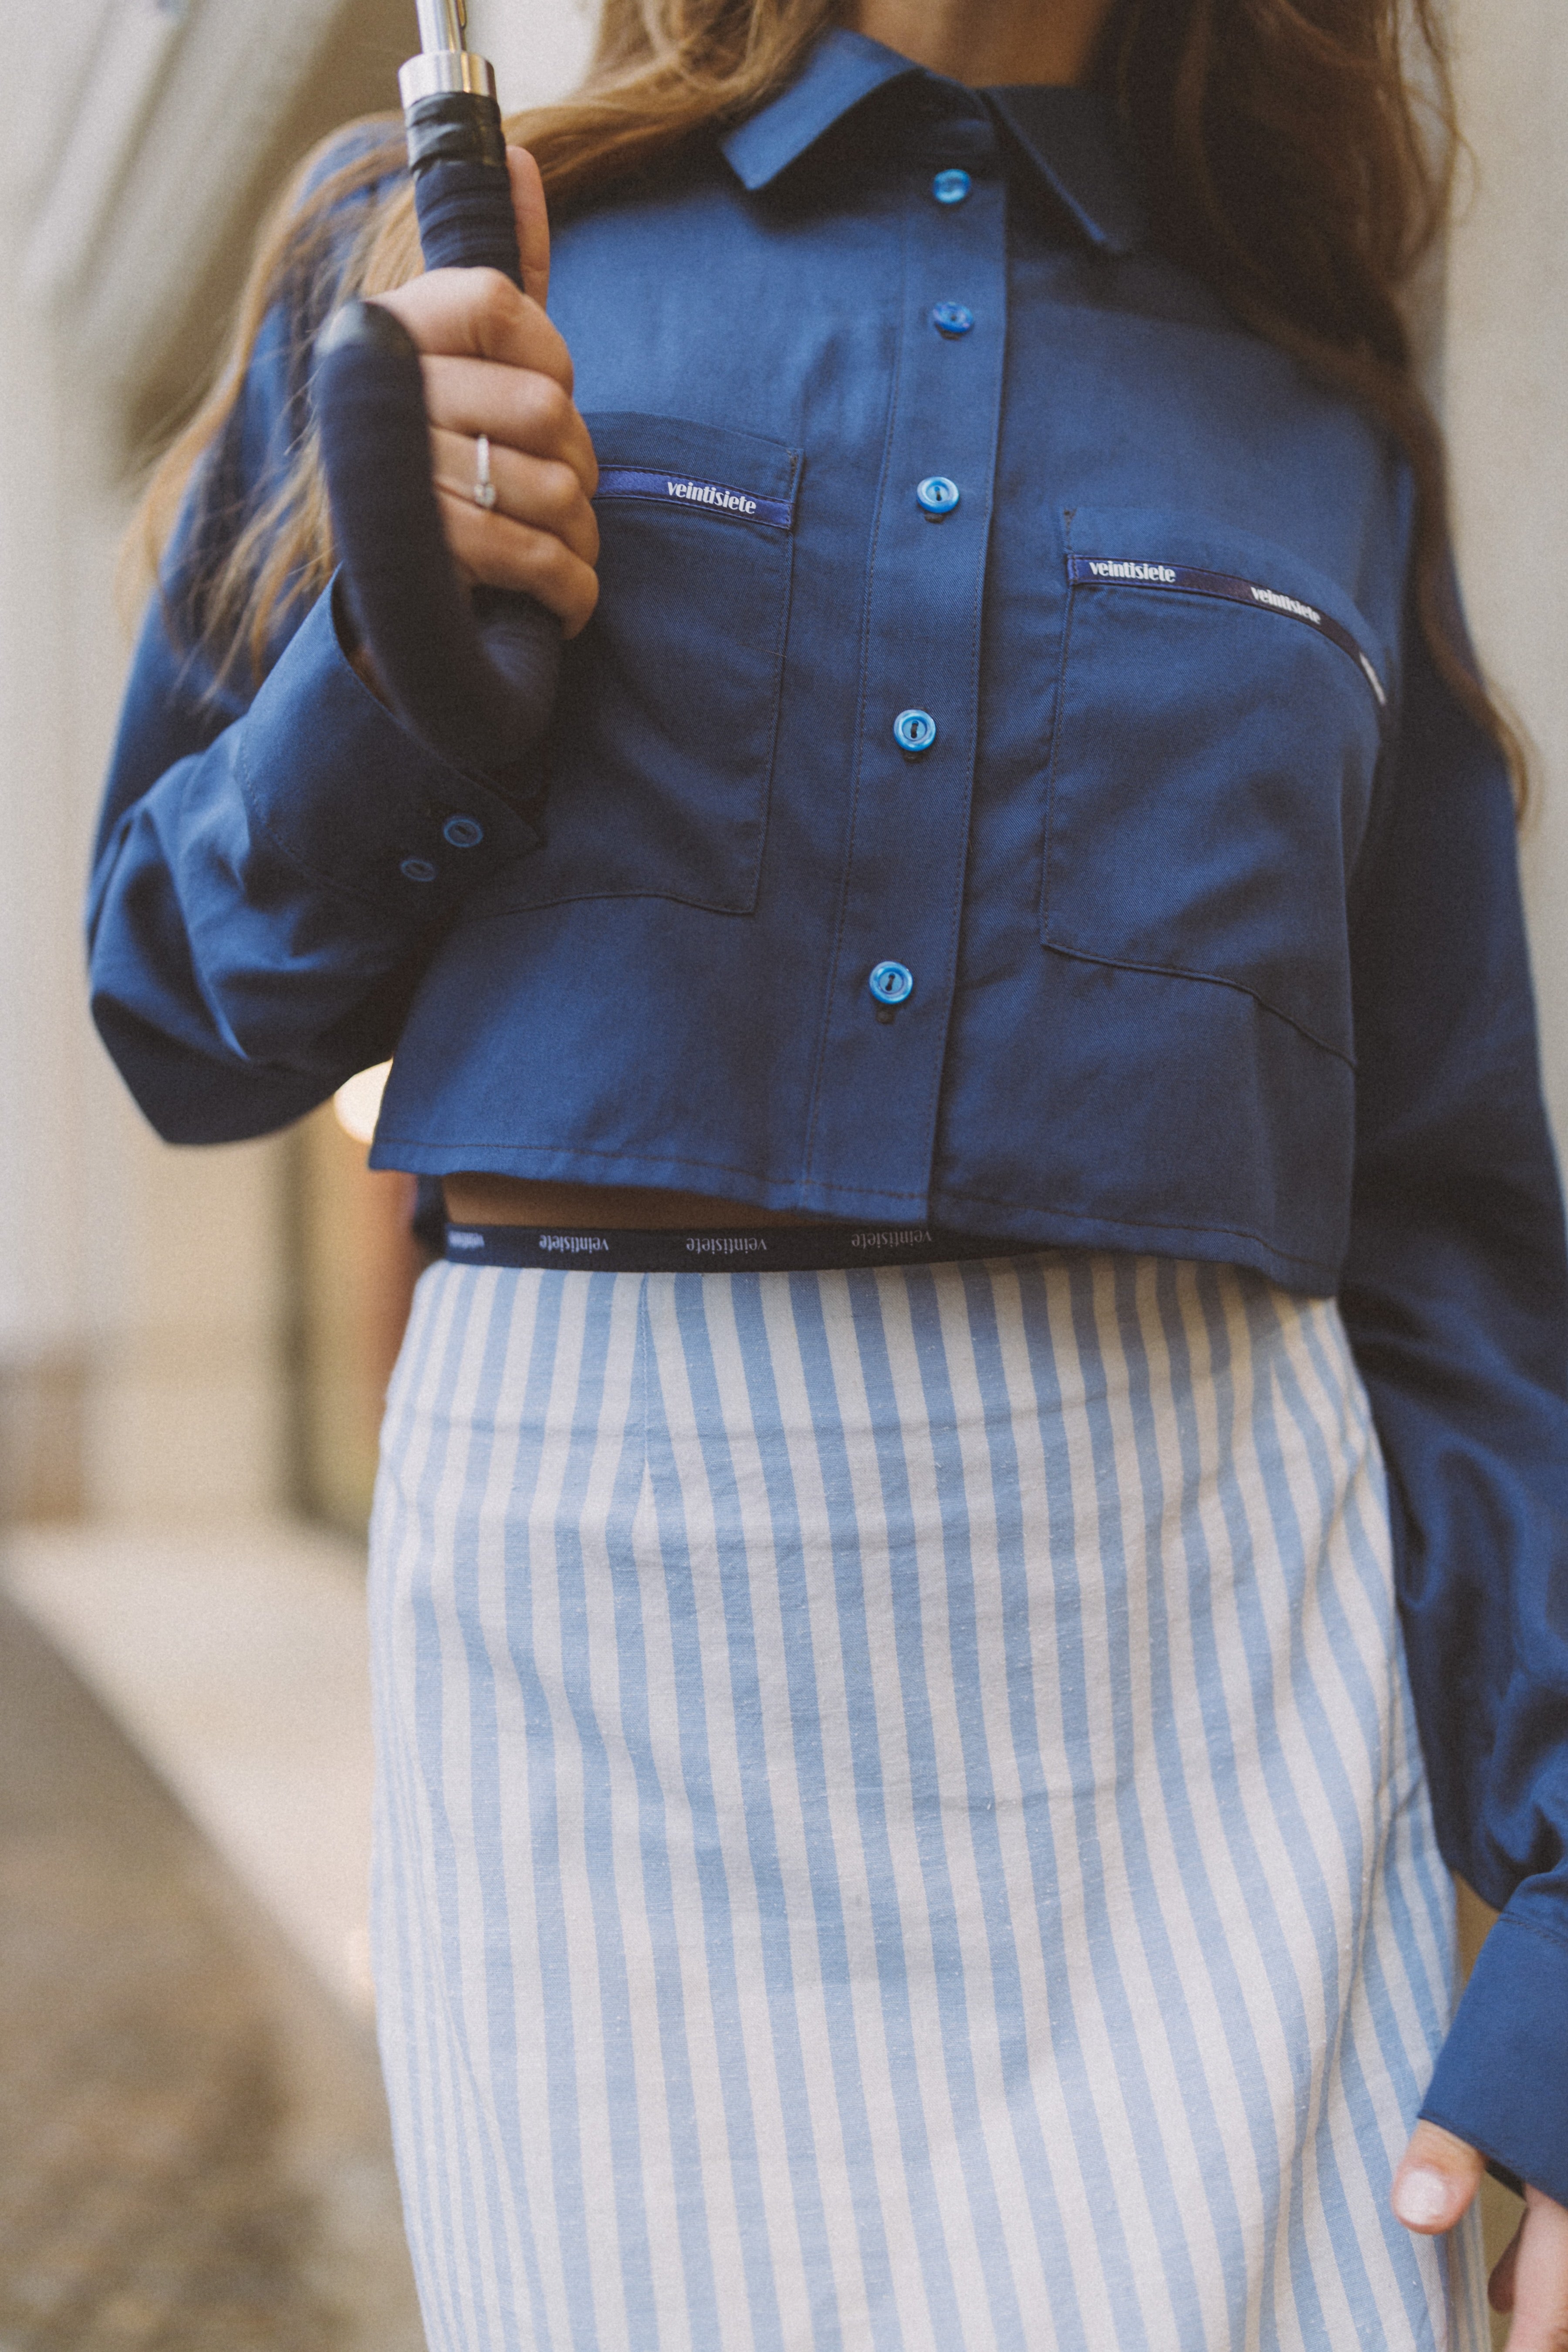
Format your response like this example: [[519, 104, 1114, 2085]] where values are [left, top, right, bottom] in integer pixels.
[[0, 1525, 426, 2352]]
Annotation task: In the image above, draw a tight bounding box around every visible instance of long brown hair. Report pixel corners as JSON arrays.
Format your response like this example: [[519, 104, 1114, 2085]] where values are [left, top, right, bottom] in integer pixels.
[[134, 0, 1511, 776]]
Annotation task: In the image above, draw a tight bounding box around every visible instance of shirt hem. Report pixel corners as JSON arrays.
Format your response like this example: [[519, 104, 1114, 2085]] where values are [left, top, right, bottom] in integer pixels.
[[370, 1136, 1341, 1294]]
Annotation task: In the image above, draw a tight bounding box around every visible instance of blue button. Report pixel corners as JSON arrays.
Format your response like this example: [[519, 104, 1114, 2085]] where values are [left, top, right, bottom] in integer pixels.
[[443, 815, 485, 849], [916, 475, 960, 518], [932, 169, 971, 205], [400, 857, 438, 884], [931, 302, 974, 338], [893, 707, 938, 754], [869, 961, 915, 1006]]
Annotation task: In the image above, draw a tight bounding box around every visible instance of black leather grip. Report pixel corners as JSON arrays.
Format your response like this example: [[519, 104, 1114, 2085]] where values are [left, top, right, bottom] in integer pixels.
[[315, 299, 558, 790], [405, 90, 508, 175], [311, 84, 562, 788], [412, 150, 527, 283]]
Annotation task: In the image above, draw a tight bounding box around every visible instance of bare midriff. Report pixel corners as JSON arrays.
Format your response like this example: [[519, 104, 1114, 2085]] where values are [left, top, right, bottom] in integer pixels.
[[442, 1174, 831, 1230]]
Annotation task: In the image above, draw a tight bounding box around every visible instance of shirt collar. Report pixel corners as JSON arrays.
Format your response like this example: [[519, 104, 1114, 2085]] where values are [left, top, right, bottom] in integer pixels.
[[718, 27, 1147, 258]]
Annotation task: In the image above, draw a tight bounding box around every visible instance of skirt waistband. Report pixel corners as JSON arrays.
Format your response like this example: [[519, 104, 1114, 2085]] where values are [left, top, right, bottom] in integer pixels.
[[441, 1221, 1040, 1274]]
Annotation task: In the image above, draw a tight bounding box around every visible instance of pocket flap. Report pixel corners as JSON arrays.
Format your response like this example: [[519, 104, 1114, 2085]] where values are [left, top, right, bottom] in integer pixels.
[[589, 412, 802, 533]]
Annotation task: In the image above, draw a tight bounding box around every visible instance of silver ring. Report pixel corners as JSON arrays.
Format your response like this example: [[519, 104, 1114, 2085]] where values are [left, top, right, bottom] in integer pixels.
[[473, 434, 497, 511]]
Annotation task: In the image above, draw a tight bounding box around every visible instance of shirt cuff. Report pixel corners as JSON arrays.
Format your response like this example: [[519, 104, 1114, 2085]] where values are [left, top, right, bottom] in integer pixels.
[[237, 578, 544, 909], [1419, 1904, 1568, 2207]]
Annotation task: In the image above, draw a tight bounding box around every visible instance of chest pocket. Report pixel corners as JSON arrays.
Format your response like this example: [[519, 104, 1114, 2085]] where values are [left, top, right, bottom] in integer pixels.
[[484, 412, 799, 916], [1040, 505, 1390, 1060]]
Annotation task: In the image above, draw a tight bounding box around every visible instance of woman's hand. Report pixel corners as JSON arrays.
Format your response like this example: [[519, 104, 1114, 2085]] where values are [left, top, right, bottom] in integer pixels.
[[1393, 2120, 1568, 2347], [372, 145, 599, 639]]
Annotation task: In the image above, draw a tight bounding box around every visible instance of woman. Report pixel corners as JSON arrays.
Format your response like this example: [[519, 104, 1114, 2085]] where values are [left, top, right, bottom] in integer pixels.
[[90, 0, 1568, 2343]]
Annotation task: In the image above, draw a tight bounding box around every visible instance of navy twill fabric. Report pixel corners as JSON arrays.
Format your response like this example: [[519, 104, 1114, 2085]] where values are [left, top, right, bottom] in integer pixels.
[[85, 31, 1568, 2193]]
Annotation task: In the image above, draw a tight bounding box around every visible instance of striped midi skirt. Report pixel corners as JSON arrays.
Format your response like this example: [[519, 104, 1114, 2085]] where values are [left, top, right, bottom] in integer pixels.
[[368, 1250, 1489, 2352]]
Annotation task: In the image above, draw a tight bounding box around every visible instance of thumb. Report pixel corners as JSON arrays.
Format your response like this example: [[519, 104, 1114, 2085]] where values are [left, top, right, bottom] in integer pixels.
[[507, 145, 550, 310], [1392, 2120, 1486, 2234]]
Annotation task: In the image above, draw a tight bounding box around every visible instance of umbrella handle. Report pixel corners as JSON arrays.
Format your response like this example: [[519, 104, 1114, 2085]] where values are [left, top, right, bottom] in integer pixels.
[[313, 21, 561, 794]]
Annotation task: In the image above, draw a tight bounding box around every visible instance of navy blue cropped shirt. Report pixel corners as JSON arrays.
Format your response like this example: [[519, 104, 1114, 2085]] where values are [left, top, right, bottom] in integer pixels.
[[88, 31, 1568, 2197]]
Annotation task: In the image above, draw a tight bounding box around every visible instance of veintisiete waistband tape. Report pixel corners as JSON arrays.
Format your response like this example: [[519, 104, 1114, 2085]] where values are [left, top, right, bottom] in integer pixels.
[[442, 1223, 1044, 1274]]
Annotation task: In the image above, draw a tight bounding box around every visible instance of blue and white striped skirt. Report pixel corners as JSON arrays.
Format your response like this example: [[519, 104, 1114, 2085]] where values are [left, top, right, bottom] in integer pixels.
[[368, 1250, 1489, 2351]]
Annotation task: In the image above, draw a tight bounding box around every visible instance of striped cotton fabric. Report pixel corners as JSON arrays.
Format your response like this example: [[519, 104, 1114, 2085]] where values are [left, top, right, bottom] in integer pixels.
[[368, 1250, 1489, 2352]]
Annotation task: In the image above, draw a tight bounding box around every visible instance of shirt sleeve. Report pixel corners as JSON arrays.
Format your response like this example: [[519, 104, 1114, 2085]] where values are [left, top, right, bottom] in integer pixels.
[[86, 239, 545, 1146], [1340, 585, 1568, 2207]]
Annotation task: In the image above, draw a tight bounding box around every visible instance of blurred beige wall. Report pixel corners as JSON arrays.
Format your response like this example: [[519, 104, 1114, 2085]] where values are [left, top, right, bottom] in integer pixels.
[[0, 0, 593, 1524], [0, 0, 1561, 1528]]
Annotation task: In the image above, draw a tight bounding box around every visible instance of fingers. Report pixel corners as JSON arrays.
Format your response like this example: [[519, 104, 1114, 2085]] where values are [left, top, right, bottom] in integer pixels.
[[374, 265, 573, 392], [1393, 2130, 1568, 2351], [507, 146, 550, 309], [373, 144, 552, 354], [1391, 2120, 1486, 2235], [1490, 2185, 1568, 2351], [439, 507, 599, 637], [433, 464, 600, 638], [429, 427, 599, 565], [365, 161, 598, 639], [424, 372, 598, 627], [422, 356, 597, 499]]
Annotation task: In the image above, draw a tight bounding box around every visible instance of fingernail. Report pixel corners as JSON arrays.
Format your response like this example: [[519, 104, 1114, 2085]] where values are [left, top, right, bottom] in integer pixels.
[[1393, 2168, 1454, 2229]]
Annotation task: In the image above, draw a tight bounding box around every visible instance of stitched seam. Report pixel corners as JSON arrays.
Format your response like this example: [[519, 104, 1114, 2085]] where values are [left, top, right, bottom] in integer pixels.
[[535, 485, 793, 921], [382, 1134, 870, 1183], [237, 735, 410, 915], [589, 420, 800, 499], [1077, 573, 1387, 710], [800, 196, 907, 1182], [236, 731, 539, 914], [1039, 522, 1080, 937], [747, 516, 796, 913], [913, 299, 998, 1193], [1041, 940, 1355, 1066], [443, 904, 1358, 1063], [933, 1182, 1334, 1272], [1482, 1914, 1568, 1961], [453, 884, 758, 922]]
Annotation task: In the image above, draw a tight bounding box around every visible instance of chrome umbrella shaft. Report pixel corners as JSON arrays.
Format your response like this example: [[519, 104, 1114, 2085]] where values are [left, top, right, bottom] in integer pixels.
[[404, 0, 493, 97], [415, 0, 467, 51]]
